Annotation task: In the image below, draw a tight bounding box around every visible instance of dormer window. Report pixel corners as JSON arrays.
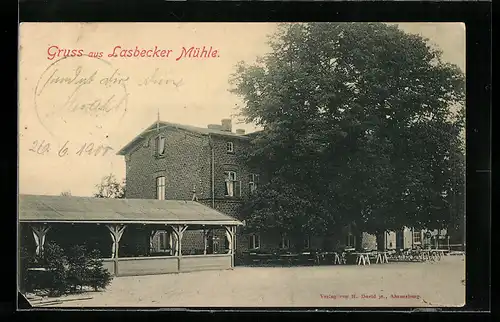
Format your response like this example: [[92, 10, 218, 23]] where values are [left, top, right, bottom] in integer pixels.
[[155, 135, 166, 157], [226, 142, 234, 153]]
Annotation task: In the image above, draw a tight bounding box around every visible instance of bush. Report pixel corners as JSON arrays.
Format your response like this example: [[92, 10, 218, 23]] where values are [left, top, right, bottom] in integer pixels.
[[19, 246, 37, 293], [44, 241, 69, 296], [22, 241, 113, 296], [67, 244, 88, 292], [85, 249, 112, 291]]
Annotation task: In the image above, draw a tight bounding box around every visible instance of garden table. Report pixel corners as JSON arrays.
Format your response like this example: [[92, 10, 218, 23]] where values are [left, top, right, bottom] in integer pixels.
[[419, 249, 432, 261], [431, 249, 448, 261], [333, 252, 344, 264], [354, 252, 371, 265], [375, 251, 389, 264], [317, 252, 343, 265], [409, 250, 423, 262]]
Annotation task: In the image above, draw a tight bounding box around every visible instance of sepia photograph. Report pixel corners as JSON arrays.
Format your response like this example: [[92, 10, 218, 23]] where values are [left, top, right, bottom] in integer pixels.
[[18, 22, 466, 308]]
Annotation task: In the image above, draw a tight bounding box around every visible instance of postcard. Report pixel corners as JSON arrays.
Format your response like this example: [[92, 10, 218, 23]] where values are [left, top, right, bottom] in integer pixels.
[[18, 22, 466, 308]]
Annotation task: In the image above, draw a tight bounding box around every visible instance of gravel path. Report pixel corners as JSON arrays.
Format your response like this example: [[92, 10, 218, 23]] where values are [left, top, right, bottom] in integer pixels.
[[53, 255, 465, 308]]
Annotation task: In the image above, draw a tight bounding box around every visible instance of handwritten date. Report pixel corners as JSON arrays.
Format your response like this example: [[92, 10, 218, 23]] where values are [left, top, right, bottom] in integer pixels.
[[29, 140, 113, 157]]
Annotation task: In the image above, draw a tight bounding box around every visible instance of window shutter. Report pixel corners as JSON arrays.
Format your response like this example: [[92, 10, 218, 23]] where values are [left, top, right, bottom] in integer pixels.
[[238, 180, 242, 196]]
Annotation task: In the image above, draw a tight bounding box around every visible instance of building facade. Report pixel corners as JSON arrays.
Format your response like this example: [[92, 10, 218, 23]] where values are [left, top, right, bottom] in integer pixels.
[[117, 119, 259, 255], [118, 119, 444, 256]]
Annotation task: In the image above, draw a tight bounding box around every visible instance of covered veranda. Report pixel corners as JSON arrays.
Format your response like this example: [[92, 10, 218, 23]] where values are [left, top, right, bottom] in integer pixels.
[[19, 194, 242, 277]]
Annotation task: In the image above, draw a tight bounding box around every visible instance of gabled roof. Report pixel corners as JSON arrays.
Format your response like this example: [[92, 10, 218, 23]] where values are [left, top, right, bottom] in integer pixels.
[[18, 194, 242, 226], [117, 121, 254, 155]]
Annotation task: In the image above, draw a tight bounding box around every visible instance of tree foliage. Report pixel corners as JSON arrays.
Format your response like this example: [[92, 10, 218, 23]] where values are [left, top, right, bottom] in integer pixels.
[[93, 174, 126, 199], [26, 242, 113, 296], [44, 241, 69, 296], [231, 23, 465, 235]]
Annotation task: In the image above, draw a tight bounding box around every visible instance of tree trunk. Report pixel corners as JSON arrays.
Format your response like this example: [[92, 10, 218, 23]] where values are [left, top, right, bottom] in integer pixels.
[[355, 231, 364, 251], [376, 231, 386, 251]]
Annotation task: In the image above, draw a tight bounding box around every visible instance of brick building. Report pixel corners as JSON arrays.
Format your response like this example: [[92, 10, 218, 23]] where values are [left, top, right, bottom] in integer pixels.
[[117, 119, 259, 255], [117, 118, 389, 256]]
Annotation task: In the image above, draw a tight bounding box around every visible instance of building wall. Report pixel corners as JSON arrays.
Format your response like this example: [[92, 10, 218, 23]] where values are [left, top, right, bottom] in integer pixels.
[[149, 228, 229, 255], [210, 136, 255, 200], [361, 232, 378, 251], [125, 127, 256, 203], [124, 127, 254, 256], [125, 127, 212, 200], [235, 229, 379, 254], [385, 231, 397, 250], [122, 123, 388, 256]]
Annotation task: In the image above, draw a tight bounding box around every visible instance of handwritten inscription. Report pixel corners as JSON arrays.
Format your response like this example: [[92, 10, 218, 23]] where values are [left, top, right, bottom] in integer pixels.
[[37, 65, 181, 98], [37, 66, 97, 96], [29, 140, 113, 157], [29, 140, 51, 155], [63, 85, 129, 116], [34, 55, 185, 140], [139, 68, 184, 87]]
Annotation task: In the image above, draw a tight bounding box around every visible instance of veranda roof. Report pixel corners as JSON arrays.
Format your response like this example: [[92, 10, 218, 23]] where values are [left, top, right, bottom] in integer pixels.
[[18, 194, 242, 226]]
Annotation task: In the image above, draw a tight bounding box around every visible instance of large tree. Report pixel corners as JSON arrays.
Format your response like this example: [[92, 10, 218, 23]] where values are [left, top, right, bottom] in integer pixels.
[[231, 23, 465, 238]]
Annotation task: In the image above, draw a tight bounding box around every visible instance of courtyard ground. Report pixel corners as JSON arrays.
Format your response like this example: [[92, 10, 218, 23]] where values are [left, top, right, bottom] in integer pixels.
[[48, 255, 465, 308]]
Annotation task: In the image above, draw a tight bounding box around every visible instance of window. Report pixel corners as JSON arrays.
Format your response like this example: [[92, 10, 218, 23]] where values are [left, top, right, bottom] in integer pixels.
[[303, 235, 311, 249], [212, 237, 220, 254], [155, 135, 166, 156], [413, 230, 422, 244], [158, 231, 169, 251], [224, 171, 241, 197], [280, 234, 290, 249], [226, 142, 234, 153], [249, 234, 260, 249], [156, 176, 166, 200], [248, 173, 260, 194]]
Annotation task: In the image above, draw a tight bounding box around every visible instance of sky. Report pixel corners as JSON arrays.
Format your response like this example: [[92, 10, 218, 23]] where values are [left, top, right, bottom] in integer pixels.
[[18, 23, 465, 197]]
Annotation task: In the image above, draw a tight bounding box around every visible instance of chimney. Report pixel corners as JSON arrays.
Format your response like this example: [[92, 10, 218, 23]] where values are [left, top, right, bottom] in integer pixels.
[[235, 129, 245, 135], [221, 119, 232, 132], [208, 124, 223, 130]]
